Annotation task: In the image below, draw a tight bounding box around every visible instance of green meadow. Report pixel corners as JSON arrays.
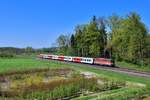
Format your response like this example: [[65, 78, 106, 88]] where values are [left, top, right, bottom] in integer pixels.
[[0, 57, 150, 99]]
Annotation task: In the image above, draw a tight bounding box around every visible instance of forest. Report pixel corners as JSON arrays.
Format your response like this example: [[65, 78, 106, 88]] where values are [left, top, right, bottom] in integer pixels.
[[56, 12, 150, 66]]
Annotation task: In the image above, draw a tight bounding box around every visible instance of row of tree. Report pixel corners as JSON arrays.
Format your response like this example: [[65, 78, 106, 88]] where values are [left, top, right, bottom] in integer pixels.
[[0, 47, 59, 58], [56, 12, 150, 65]]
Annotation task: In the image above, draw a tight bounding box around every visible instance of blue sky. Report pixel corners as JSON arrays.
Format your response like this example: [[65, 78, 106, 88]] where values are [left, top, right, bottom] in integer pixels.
[[0, 0, 149, 48]]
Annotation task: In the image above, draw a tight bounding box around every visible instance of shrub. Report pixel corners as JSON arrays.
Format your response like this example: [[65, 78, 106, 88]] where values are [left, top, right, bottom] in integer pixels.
[[0, 53, 14, 58], [143, 58, 150, 66]]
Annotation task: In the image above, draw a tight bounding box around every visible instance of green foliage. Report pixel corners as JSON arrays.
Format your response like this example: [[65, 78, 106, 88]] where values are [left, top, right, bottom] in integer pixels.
[[0, 52, 15, 58], [74, 25, 86, 56], [25, 47, 35, 54], [56, 12, 149, 67], [56, 34, 71, 55], [73, 16, 107, 57], [0, 47, 24, 55], [56, 16, 107, 57], [108, 12, 149, 65]]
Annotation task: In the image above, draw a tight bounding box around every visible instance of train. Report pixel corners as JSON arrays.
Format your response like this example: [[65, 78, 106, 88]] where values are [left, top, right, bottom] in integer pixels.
[[38, 54, 115, 67]]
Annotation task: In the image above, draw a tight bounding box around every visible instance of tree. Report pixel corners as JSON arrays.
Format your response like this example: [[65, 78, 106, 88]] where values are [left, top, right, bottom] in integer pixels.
[[97, 17, 107, 57], [143, 34, 150, 65], [125, 12, 148, 64], [69, 34, 76, 56], [57, 35, 67, 47], [70, 34, 75, 48], [74, 16, 107, 57], [108, 12, 148, 65], [74, 25, 87, 56], [56, 13, 150, 66], [107, 14, 124, 60], [56, 34, 70, 55], [25, 46, 35, 54], [86, 16, 99, 57]]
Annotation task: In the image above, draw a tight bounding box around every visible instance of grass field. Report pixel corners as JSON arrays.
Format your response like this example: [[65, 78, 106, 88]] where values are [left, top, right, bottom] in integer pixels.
[[0, 58, 150, 85], [117, 61, 150, 72], [0, 57, 150, 99], [0, 58, 68, 73]]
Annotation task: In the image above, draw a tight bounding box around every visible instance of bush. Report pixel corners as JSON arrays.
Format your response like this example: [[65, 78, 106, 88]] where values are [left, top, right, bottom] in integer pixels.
[[23, 78, 97, 99], [23, 78, 126, 100], [143, 58, 150, 66], [0, 52, 14, 58]]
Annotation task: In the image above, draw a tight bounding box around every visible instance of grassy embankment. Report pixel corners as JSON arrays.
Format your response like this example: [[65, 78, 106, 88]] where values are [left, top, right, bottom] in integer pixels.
[[117, 61, 150, 72]]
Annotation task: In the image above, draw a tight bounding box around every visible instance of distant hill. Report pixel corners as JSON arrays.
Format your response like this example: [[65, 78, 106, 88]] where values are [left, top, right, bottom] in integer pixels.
[[0, 47, 59, 55], [0, 47, 25, 54]]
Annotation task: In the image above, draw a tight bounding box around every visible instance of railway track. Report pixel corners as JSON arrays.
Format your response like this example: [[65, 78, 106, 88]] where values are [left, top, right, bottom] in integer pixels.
[[39, 58, 150, 78], [91, 64, 150, 78], [69, 62, 150, 78]]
